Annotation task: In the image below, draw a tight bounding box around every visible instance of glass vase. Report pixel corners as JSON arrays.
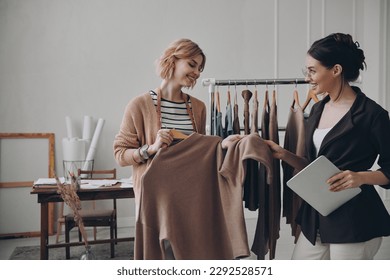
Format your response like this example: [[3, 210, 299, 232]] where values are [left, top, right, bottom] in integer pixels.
[[80, 245, 95, 260]]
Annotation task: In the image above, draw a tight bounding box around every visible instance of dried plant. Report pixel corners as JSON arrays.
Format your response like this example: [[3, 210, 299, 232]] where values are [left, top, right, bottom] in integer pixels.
[[55, 173, 89, 247]]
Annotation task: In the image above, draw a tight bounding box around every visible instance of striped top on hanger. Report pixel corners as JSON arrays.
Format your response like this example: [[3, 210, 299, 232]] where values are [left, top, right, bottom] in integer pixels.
[[150, 90, 194, 134]]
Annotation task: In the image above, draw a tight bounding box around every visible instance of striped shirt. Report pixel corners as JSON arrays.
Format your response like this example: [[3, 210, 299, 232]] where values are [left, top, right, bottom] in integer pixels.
[[150, 90, 194, 134]]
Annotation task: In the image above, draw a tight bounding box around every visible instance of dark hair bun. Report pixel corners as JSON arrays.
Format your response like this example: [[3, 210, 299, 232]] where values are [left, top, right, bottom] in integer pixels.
[[333, 33, 366, 72], [308, 33, 366, 82]]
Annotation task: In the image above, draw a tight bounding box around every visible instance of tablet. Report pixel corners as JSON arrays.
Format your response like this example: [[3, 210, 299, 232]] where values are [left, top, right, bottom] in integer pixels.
[[286, 155, 361, 216]]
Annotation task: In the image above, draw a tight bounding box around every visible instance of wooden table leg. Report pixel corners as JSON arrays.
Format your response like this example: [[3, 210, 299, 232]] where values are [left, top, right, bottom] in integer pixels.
[[40, 202, 49, 260]]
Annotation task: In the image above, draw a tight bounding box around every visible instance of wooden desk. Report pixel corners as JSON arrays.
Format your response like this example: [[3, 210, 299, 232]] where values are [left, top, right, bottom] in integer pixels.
[[31, 184, 135, 260]]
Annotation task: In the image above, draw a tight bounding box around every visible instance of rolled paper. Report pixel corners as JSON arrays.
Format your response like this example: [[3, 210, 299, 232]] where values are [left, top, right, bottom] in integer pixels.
[[62, 138, 86, 161], [65, 116, 73, 139], [82, 115, 93, 152], [82, 115, 93, 141], [83, 118, 105, 170]]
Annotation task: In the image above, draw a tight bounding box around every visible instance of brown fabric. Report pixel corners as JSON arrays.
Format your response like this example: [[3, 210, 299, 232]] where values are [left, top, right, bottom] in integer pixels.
[[282, 100, 305, 241], [243, 89, 260, 211], [267, 90, 281, 259], [250, 90, 281, 260], [251, 90, 259, 134], [113, 91, 206, 208], [220, 133, 273, 258], [136, 134, 233, 259], [241, 90, 252, 135], [233, 102, 240, 134], [250, 90, 270, 259], [136, 133, 273, 259]]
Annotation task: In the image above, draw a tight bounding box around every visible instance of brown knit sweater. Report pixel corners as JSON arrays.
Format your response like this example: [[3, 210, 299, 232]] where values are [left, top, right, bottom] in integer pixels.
[[136, 133, 273, 259]]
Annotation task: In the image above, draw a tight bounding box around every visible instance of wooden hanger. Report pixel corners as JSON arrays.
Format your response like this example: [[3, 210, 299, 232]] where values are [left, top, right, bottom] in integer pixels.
[[170, 129, 189, 140], [216, 90, 221, 113], [302, 89, 319, 111], [292, 89, 301, 108]]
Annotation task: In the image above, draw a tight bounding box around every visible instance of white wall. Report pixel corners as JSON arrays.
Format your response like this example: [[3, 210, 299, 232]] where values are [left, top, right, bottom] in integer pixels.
[[0, 0, 388, 228]]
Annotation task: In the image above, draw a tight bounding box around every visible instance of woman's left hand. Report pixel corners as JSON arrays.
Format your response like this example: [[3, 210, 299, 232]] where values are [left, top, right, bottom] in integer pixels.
[[327, 170, 363, 192]]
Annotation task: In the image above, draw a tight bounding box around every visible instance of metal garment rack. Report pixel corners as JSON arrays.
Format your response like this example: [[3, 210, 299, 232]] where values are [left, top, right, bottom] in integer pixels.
[[202, 78, 308, 135]]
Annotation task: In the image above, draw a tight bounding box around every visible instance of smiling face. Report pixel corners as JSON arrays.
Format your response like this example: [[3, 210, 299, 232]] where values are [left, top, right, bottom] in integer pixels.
[[304, 55, 340, 95], [172, 54, 204, 88]]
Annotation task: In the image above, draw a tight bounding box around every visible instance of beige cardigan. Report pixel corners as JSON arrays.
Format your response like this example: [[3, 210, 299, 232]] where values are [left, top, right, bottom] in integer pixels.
[[113, 91, 206, 206]]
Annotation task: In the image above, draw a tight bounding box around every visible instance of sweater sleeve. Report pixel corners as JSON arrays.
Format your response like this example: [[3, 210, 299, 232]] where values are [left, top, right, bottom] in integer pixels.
[[220, 134, 273, 186], [113, 100, 142, 167]]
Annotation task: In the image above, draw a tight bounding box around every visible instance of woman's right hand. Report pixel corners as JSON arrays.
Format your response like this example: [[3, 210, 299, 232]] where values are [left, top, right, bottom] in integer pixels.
[[265, 140, 308, 170], [148, 129, 174, 155]]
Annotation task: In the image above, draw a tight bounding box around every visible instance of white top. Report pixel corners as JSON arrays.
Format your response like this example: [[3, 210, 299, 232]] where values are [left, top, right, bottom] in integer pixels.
[[313, 127, 333, 155]]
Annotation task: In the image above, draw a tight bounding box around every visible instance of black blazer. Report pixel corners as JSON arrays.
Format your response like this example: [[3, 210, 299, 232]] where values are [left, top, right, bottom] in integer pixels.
[[296, 87, 390, 244]]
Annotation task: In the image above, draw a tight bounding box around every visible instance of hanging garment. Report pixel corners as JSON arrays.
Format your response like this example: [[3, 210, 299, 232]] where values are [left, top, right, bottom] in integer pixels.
[[135, 133, 273, 260], [251, 89, 270, 259], [224, 89, 234, 137], [232, 90, 240, 134], [243, 88, 260, 211], [215, 90, 224, 138], [266, 90, 282, 259], [242, 89, 253, 135], [211, 90, 216, 135], [250, 89, 281, 260], [241, 88, 259, 228], [282, 90, 305, 241], [220, 133, 274, 258], [251, 89, 259, 134]]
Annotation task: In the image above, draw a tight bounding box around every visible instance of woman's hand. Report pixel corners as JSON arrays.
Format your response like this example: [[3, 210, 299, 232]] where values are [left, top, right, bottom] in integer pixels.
[[221, 134, 245, 149], [328, 170, 390, 191], [148, 129, 174, 155], [327, 170, 363, 192]]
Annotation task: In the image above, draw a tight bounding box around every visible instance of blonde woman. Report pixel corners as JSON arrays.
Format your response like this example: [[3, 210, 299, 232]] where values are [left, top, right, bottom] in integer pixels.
[[113, 39, 206, 258]]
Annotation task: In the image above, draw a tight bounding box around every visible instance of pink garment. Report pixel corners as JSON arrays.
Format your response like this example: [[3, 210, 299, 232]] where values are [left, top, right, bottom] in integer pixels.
[[136, 133, 273, 259]]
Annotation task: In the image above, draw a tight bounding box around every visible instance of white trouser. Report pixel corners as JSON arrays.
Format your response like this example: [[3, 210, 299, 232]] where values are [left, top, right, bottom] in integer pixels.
[[291, 233, 382, 260]]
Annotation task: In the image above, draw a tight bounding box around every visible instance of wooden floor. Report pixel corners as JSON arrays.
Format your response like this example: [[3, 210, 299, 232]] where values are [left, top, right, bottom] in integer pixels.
[[1, 202, 389, 260]]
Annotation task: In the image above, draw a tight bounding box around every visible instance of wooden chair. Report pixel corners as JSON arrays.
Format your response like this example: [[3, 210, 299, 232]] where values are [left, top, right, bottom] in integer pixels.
[[63, 168, 117, 259]]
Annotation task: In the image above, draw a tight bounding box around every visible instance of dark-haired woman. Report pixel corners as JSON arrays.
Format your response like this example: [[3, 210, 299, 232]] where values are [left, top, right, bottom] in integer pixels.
[[266, 33, 390, 259]]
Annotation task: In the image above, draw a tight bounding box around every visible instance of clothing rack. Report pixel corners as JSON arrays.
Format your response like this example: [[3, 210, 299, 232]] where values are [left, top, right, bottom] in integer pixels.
[[202, 78, 308, 87], [202, 78, 308, 135]]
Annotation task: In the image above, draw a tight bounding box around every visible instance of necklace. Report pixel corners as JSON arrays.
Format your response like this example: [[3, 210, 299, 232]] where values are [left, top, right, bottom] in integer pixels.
[[156, 88, 197, 132]]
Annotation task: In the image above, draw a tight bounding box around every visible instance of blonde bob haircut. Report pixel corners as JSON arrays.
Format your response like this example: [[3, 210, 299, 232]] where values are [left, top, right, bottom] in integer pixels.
[[157, 39, 206, 87]]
